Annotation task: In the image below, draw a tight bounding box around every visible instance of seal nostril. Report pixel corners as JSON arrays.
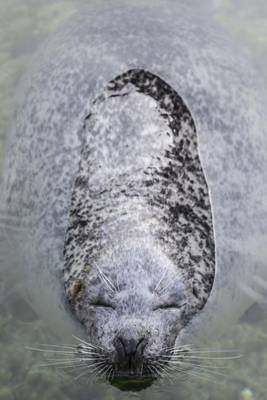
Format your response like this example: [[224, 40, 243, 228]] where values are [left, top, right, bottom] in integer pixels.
[[136, 337, 148, 356], [122, 337, 137, 357], [114, 336, 125, 361], [115, 336, 147, 359]]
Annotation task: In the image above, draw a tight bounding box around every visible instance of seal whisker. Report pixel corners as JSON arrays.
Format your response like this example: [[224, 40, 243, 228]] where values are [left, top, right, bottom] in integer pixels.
[[52, 361, 107, 375], [78, 351, 107, 358], [153, 270, 167, 294], [25, 347, 78, 355], [44, 356, 84, 362], [155, 363, 175, 383], [36, 358, 91, 367], [33, 344, 78, 350], [96, 266, 115, 293], [37, 362, 88, 368], [85, 360, 108, 368], [77, 348, 106, 357], [164, 361, 229, 377], [73, 360, 108, 380], [50, 363, 92, 370], [72, 335, 105, 351], [164, 362, 189, 374], [77, 345, 107, 354], [97, 366, 110, 379], [160, 358, 228, 370], [170, 348, 240, 356], [107, 365, 114, 381], [42, 361, 88, 367], [146, 365, 156, 378], [159, 349, 241, 359], [26, 345, 107, 363], [172, 363, 229, 379], [157, 281, 174, 297], [149, 363, 164, 378], [169, 363, 229, 379], [164, 365, 195, 384], [157, 359, 191, 375], [170, 350, 242, 358], [161, 344, 192, 353], [168, 343, 242, 357], [159, 368, 176, 384], [95, 363, 112, 378], [72, 368, 93, 382], [166, 364, 209, 380], [96, 265, 117, 293], [168, 364, 225, 385], [77, 352, 107, 359], [71, 360, 108, 375], [88, 364, 111, 382], [171, 347, 240, 354], [166, 353, 242, 361], [100, 364, 112, 376], [45, 355, 107, 362]]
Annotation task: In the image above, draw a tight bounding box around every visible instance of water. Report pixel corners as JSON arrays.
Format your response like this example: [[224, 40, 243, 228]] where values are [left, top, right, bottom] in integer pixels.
[[0, 1, 267, 399]]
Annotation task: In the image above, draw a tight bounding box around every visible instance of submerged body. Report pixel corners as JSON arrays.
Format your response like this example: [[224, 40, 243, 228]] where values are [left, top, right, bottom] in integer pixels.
[[1, 0, 267, 388]]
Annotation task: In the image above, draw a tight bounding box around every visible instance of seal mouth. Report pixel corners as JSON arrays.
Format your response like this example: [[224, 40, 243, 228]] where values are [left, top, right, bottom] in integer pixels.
[[110, 375, 156, 392], [109, 362, 157, 391], [112, 362, 152, 380]]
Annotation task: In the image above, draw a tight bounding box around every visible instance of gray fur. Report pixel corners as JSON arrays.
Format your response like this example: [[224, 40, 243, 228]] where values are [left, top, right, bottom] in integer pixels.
[[63, 70, 215, 376], [1, 0, 267, 384]]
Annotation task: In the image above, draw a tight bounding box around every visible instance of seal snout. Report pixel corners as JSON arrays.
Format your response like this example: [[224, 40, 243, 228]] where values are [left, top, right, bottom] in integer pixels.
[[114, 336, 148, 376]]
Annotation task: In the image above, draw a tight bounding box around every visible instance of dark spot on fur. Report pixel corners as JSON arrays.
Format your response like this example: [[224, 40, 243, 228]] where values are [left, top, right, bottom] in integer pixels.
[[68, 279, 85, 305]]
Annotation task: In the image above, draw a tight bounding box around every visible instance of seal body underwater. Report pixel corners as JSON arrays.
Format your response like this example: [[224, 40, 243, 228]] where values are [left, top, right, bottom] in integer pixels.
[[1, 0, 267, 386]]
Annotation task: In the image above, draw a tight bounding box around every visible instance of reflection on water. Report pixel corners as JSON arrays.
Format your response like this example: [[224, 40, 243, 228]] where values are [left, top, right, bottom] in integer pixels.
[[0, 1, 267, 399]]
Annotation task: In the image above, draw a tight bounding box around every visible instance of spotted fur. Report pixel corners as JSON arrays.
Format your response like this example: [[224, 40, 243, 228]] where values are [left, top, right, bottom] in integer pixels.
[[64, 69, 215, 329]]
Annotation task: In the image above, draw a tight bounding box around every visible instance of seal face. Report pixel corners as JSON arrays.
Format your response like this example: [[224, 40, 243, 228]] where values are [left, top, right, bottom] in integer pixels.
[[63, 69, 215, 383]]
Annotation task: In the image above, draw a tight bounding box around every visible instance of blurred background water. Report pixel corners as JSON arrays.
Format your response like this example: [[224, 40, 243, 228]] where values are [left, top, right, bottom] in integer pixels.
[[0, 1, 267, 399]]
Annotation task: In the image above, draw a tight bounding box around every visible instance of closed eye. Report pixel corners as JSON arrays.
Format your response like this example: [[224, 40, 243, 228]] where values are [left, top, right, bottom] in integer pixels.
[[153, 304, 180, 311], [90, 301, 115, 309]]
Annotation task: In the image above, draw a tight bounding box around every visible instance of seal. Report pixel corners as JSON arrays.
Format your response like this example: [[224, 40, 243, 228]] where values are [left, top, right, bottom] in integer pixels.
[[1, 0, 267, 390], [63, 69, 215, 385]]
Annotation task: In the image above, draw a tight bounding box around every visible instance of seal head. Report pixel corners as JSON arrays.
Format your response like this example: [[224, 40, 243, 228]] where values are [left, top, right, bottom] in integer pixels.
[[69, 244, 190, 387]]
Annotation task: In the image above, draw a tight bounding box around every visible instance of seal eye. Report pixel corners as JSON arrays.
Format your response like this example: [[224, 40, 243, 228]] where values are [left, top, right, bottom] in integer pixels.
[[90, 301, 115, 309], [154, 304, 180, 311]]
